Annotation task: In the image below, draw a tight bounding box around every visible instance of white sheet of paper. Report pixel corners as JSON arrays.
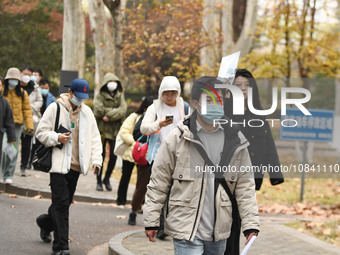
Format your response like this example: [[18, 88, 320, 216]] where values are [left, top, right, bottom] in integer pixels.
[[217, 51, 240, 84], [240, 235, 257, 255], [4, 143, 17, 161]]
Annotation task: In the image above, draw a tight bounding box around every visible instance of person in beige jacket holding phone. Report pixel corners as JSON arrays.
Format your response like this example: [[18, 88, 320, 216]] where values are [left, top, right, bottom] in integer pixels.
[[35, 79, 102, 255]]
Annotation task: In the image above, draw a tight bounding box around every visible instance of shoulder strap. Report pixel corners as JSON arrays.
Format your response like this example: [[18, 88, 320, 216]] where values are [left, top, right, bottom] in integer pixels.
[[192, 141, 236, 204], [54, 102, 60, 131], [184, 101, 189, 115]]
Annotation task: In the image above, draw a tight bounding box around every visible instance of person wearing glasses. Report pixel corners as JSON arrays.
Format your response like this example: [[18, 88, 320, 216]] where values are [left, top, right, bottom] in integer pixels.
[[140, 76, 186, 239]]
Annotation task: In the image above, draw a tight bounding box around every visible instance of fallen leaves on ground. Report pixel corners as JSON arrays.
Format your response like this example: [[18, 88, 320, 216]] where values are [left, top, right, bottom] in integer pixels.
[[259, 202, 340, 220]]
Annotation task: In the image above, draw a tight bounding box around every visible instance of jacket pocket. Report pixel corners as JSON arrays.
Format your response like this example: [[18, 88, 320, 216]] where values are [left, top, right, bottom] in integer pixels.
[[169, 168, 195, 206], [218, 189, 233, 234]]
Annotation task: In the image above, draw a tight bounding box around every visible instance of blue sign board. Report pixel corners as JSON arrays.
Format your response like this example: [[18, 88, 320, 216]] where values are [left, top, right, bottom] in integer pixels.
[[280, 108, 334, 142]]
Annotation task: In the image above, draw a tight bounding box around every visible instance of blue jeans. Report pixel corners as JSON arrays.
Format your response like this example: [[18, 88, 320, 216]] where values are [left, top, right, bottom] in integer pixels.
[[173, 237, 226, 255]]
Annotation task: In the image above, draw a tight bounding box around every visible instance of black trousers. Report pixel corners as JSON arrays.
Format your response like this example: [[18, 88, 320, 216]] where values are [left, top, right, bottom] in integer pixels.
[[36, 170, 80, 252], [20, 134, 32, 169], [117, 160, 135, 205], [97, 138, 117, 183]]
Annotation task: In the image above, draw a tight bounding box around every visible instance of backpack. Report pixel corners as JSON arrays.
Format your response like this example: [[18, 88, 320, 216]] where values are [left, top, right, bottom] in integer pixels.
[[133, 115, 147, 143]]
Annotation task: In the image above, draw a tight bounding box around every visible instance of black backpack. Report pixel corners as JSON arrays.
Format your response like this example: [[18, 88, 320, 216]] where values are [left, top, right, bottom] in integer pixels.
[[133, 115, 147, 143]]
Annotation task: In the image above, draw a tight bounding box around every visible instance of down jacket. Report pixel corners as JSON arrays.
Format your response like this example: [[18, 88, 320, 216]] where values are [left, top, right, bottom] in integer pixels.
[[35, 95, 102, 175], [94, 73, 127, 140], [1, 87, 33, 130], [143, 113, 260, 241], [0, 95, 16, 143]]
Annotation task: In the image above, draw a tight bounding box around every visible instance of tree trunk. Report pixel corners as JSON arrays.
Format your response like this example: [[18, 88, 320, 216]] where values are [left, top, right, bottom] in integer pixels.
[[335, 0, 340, 116], [201, 0, 257, 72], [62, 0, 85, 77], [88, 0, 114, 96], [227, 0, 257, 57], [102, 0, 126, 83], [200, 0, 222, 74]]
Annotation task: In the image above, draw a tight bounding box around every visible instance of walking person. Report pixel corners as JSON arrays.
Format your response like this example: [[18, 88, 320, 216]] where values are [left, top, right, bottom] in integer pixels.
[[40, 78, 56, 115], [19, 65, 43, 176], [32, 69, 43, 84], [111, 96, 152, 223], [223, 69, 284, 255], [143, 76, 260, 255], [94, 73, 127, 191], [0, 77, 16, 166], [35, 78, 102, 255], [115, 96, 154, 207], [0, 67, 33, 184], [140, 76, 187, 238]]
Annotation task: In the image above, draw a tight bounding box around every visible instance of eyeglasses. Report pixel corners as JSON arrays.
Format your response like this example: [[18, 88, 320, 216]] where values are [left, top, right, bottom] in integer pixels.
[[162, 92, 178, 98]]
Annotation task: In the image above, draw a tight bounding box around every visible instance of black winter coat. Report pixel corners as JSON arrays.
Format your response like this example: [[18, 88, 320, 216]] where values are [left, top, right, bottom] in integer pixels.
[[0, 94, 16, 152], [231, 110, 284, 190]]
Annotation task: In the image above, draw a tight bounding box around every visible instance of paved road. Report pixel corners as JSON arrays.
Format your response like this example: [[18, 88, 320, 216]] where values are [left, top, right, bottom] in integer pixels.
[[0, 193, 139, 255]]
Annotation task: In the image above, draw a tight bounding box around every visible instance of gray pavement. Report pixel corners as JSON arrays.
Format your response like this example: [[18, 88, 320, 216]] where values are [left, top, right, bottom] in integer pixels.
[[0, 161, 135, 204], [1, 160, 340, 255], [112, 214, 340, 255]]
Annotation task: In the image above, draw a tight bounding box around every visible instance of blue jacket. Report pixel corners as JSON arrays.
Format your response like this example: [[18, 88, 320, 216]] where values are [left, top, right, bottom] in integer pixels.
[[46, 92, 56, 108]]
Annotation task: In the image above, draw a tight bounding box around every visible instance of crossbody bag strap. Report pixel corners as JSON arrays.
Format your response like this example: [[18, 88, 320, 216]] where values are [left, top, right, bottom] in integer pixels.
[[54, 102, 60, 132], [192, 141, 236, 204]]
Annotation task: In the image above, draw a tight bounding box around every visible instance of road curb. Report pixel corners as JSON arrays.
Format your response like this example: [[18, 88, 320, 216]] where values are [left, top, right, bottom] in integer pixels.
[[109, 229, 143, 255], [0, 182, 131, 204]]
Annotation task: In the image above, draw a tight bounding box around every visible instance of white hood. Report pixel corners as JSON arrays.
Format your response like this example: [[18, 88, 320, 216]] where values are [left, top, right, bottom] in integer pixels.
[[158, 76, 181, 99]]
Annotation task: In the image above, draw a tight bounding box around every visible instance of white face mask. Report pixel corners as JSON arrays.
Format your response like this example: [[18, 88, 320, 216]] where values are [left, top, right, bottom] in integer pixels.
[[30, 75, 38, 82], [8, 79, 19, 86], [9, 85, 16, 91], [21, 75, 30, 84], [107, 81, 118, 92]]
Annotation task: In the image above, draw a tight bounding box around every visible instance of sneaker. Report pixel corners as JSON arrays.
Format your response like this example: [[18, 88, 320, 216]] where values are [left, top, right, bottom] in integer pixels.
[[4, 178, 13, 184], [20, 169, 27, 177], [128, 211, 136, 225]]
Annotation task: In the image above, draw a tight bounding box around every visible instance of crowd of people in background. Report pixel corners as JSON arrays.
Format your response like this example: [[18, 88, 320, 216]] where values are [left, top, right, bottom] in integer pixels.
[[0, 66, 284, 255], [0, 66, 57, 183]]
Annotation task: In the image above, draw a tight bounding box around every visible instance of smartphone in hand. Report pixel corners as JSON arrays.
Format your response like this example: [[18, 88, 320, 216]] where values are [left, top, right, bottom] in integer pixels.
[[165, 114, 174, 120], [94, 166, 101, 176]]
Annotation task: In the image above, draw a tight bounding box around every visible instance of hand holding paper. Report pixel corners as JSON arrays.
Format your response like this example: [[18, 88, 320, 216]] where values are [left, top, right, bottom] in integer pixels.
[[217, 51, 240, 85], [4, 143, 17, 161], [240, 235, 257, 255]]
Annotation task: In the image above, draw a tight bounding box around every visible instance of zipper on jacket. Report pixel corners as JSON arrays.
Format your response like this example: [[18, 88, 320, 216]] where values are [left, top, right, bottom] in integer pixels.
[[189, 170, 205, 241]]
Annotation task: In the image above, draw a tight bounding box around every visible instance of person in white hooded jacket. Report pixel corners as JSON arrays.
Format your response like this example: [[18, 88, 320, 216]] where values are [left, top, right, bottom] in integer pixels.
[[140, 76, 186, 239], [35, 78, 102, 255], [141, 76, 186, 162]]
